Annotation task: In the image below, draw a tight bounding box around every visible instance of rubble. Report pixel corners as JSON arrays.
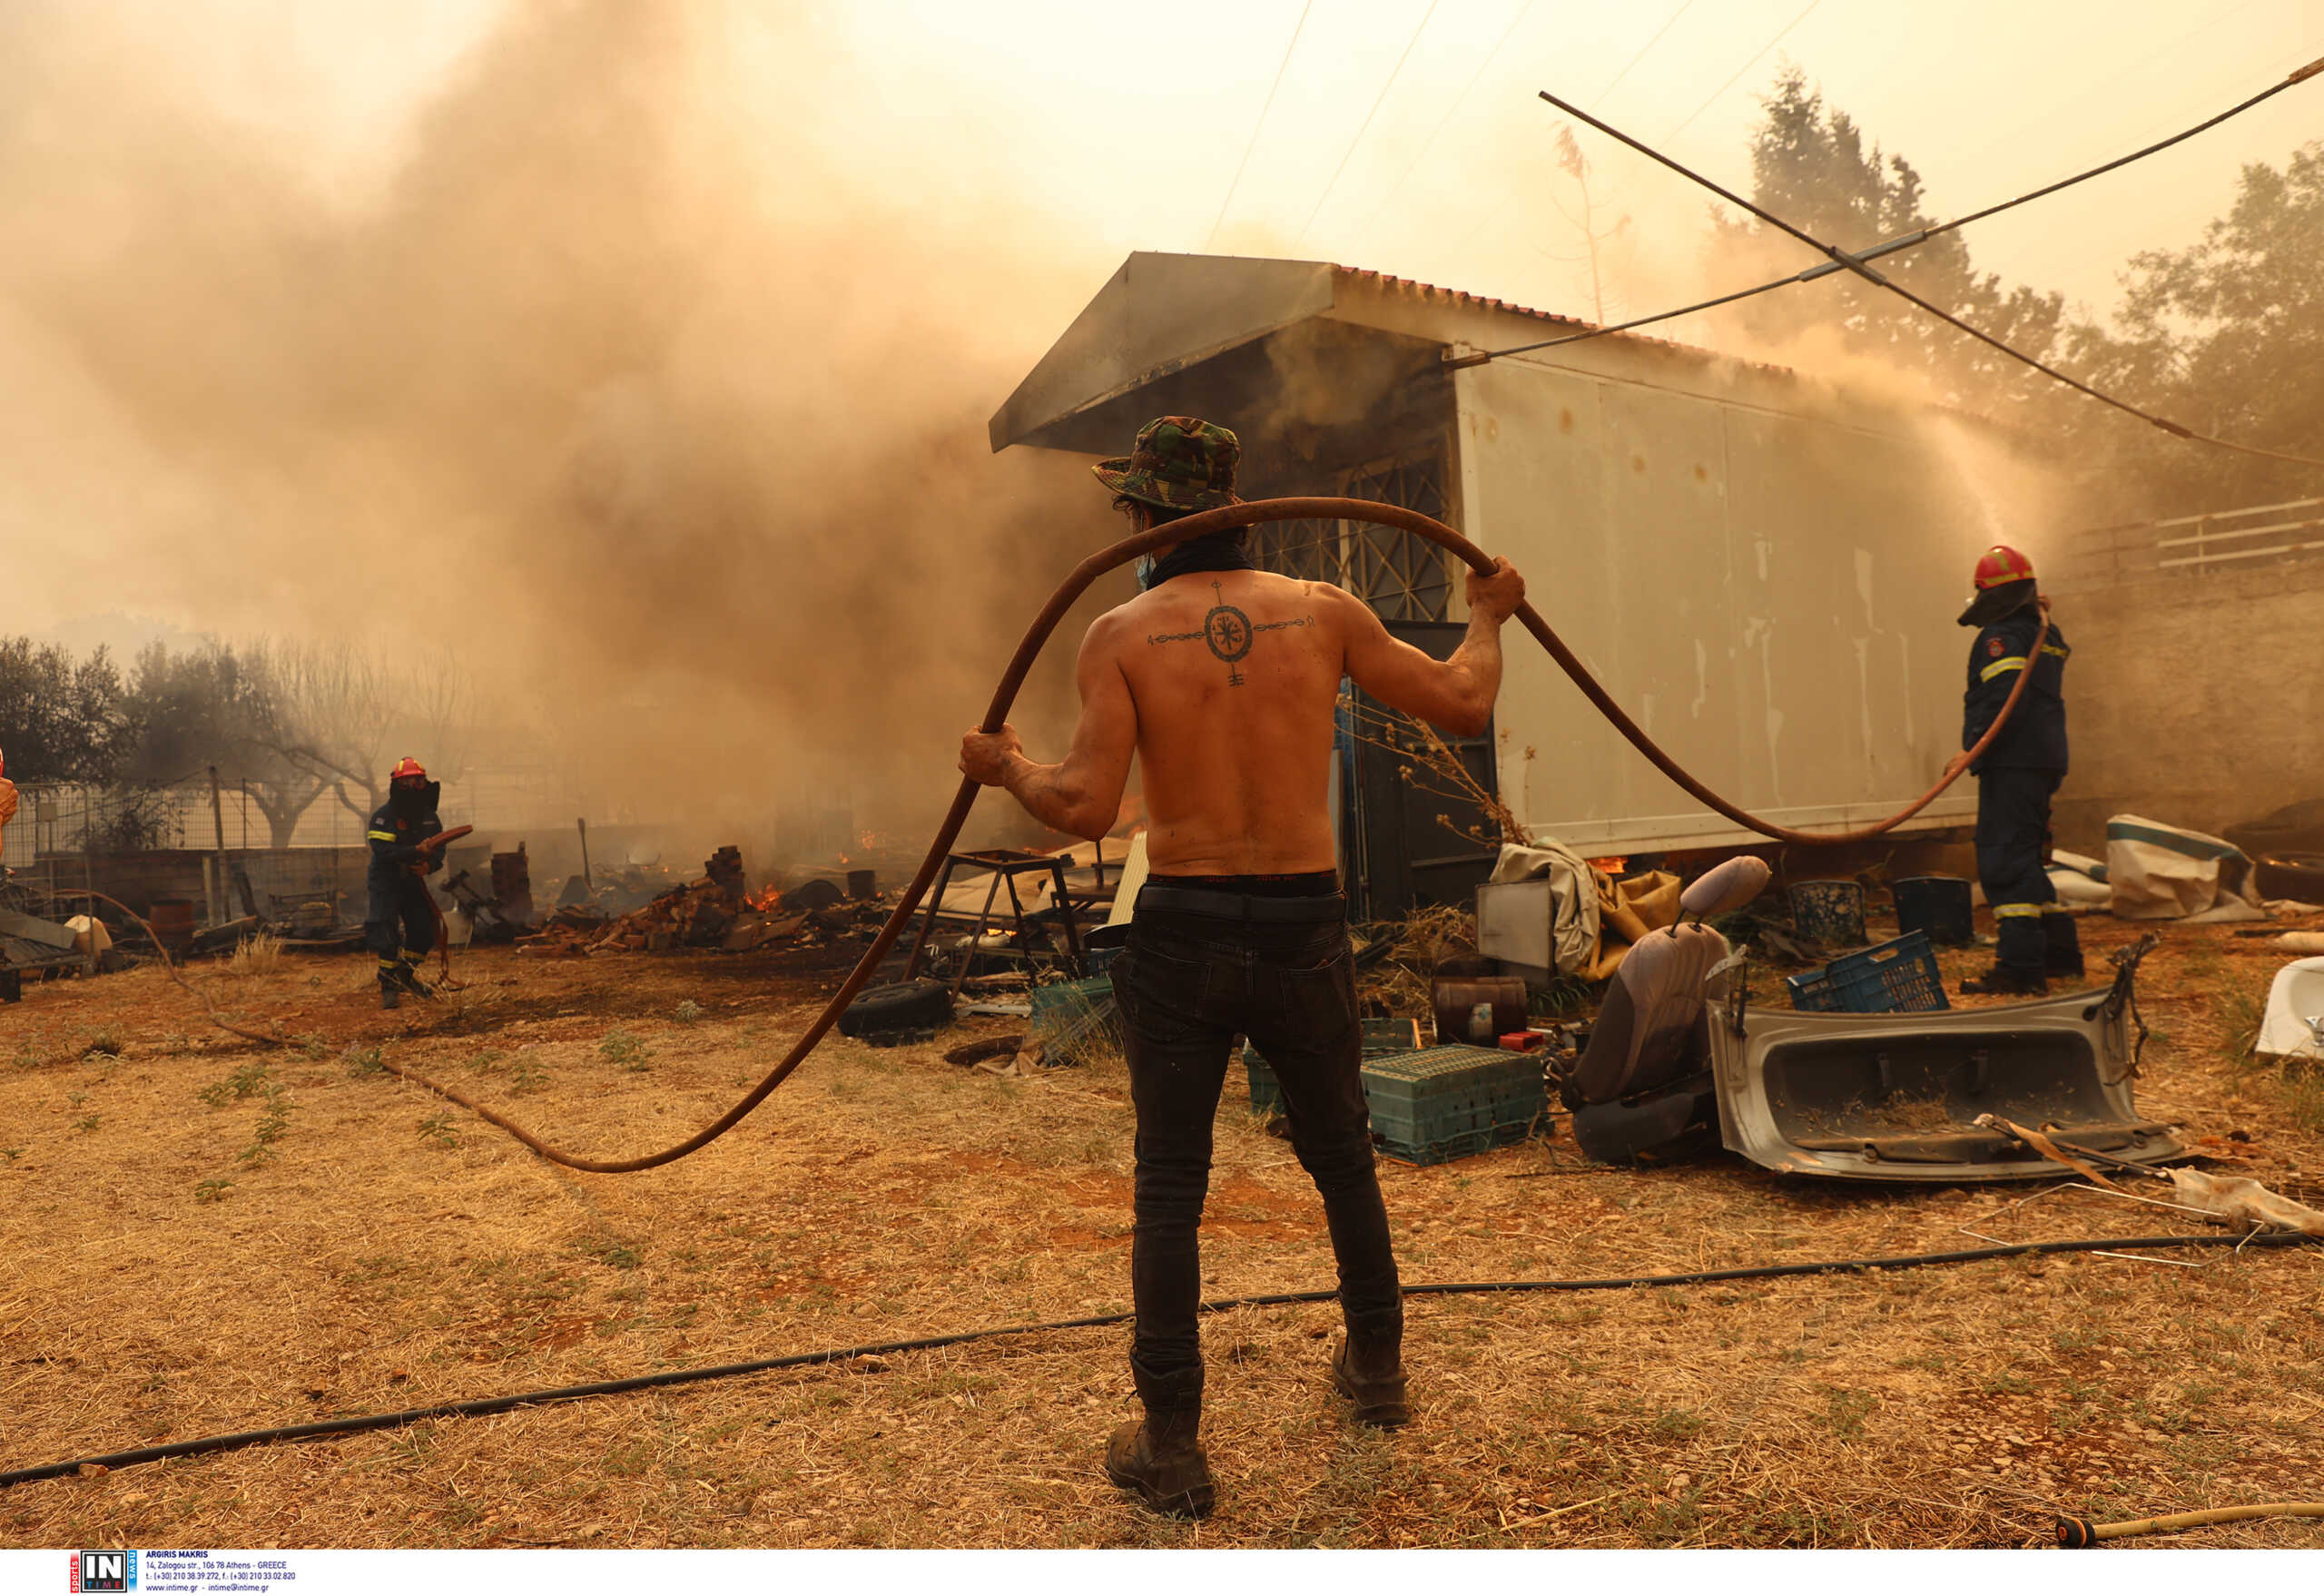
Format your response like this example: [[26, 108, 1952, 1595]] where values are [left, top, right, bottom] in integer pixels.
[[514, 845, 886, 959]]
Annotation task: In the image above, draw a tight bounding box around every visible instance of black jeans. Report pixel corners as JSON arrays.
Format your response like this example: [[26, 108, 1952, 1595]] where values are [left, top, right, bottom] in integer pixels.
[[1109, 904, 1402, 1414]]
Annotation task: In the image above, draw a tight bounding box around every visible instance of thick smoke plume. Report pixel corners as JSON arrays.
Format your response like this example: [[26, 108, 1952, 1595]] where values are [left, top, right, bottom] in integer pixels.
[[0, 2, 1122, 852]]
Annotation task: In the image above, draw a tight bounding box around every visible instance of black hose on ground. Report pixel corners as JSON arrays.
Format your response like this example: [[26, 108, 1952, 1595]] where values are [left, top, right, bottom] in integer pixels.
[[5, 1229, 2307, 1490]]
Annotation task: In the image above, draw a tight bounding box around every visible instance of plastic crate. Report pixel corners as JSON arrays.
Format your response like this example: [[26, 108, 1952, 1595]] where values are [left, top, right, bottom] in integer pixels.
[[1785, 930, 1950, 1014], [1246, 1044, 1545, 1166], [1244, 1019, 1424, 1113], [1245, 1053, 1283, 1112], [1029, 973, 1123, 1063], [1360, 1044, 1548, 1167]]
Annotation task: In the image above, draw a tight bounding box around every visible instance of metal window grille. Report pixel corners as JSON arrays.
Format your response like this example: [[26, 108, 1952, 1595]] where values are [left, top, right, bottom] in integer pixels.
[[1249, 450, 1452, 622]]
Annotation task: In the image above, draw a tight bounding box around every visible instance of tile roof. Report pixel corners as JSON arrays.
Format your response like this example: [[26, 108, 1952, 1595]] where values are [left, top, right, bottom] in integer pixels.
[[1329, 262, 1802, 380]]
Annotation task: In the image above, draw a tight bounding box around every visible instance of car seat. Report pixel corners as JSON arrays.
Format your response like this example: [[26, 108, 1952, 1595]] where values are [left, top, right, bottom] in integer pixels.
[[1565, 857, 1770, 1163]]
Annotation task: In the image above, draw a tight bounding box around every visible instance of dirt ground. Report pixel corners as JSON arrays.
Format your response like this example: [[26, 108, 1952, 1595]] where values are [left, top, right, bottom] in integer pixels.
[[5, 903, 2323, 1551]]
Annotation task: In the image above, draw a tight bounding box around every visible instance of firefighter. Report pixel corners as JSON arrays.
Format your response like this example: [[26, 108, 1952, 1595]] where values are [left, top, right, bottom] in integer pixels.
[[366, 756, 445, 1010], [1943, 545, 2081, 996]]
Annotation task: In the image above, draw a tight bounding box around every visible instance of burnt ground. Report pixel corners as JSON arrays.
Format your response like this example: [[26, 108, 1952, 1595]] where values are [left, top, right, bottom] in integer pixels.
[[4, 905, 2323, 1550]]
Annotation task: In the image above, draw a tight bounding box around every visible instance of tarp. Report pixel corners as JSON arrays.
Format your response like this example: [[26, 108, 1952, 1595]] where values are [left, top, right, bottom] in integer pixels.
[[1489, 841, 1600, 976], [1485, 842, 1681, 980], [2103, 814, 2266, 923], [1588, 870, 1683, 982]]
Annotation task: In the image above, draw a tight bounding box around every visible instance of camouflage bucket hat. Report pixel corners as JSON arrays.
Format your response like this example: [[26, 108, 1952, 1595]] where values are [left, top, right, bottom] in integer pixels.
[[1092, 416, 1241, 513]]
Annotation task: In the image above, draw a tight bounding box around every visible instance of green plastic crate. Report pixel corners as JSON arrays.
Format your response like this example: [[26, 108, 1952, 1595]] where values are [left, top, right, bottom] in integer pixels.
[[1244, 1019, 1424, 1113], [1360, 1044, 1548, 1167], [1028, 973, 1122, 1065], [1246, 1041, 1547, 1167]]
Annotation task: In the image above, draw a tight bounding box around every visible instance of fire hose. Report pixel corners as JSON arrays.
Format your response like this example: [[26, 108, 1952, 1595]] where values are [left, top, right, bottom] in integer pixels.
[[370, 497, 2048, 1173]]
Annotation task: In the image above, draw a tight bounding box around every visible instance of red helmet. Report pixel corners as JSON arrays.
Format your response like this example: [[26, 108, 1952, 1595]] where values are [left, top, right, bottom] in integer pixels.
[[1971, 545, 2035, 589], [389, 756, 428, 783]]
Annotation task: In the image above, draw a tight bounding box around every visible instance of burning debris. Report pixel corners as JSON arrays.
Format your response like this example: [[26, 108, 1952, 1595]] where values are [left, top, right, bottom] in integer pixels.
[[517, 846, 886, 959]]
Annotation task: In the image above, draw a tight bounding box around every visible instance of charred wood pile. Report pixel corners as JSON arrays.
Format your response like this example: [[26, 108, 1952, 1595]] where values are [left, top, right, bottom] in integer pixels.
[[517, 848, 885, 958]]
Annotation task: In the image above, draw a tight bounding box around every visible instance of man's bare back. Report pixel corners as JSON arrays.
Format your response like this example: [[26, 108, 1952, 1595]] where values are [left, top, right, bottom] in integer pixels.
[[1105, 567, 1343, 874], [961, 532, 1524, 863]]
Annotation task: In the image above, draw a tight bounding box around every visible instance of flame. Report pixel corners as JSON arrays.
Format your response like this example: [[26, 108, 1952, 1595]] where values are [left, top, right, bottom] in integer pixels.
[[744, 882, 784, 912]]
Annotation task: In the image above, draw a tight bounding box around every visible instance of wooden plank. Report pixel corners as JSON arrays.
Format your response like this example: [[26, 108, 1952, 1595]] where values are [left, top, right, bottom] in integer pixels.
[[0, 908, 77, 950]]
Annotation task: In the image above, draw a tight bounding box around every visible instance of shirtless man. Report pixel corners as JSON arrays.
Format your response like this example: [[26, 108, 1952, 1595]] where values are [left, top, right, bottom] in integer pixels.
[[960, 416, 1525, 1518]]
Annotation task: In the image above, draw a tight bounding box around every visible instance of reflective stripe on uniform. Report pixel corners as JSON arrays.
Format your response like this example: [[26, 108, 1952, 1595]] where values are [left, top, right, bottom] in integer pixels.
[[378, 956, 401, 970], [1992, 902, 2047, 917], [1980, 655, 2027, 682], [2040, 643, 2069, 659], [368, 830, 398, 842]]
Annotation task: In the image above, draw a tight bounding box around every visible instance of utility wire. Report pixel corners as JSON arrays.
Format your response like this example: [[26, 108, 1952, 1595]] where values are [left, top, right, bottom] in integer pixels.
[[1364, 0, 1538, 228], [1589, 0, 1695, 111], [1443, 54, 2324, 379], [1535, 79, 2324, 470], [1294, 0, 1442, 249], [1667, 0, 1821, 138], [1205, 1, 1315, 251]]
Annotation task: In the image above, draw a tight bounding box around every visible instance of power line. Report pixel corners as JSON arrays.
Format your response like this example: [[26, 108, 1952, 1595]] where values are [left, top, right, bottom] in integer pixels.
[[1667, 0, 1821, 138], [1293, 0, 1442, 249], [1589, 0, 1695, 111], [1205, 1, 1315, 251], [1443, 56, 2324, 370], [1532, 79, 2324, 471], [1364, 0, 1539, 228]]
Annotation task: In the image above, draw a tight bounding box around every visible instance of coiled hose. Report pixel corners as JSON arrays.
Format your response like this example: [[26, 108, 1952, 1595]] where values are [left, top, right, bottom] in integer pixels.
[[378, 498, 2048, 1172]]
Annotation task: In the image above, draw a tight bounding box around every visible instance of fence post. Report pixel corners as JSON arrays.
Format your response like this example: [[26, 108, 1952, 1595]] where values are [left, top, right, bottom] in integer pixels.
[[206, 766, 229, 929]]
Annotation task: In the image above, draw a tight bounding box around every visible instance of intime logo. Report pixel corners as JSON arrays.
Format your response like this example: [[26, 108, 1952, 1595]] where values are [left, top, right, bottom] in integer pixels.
[[69, 1551, 137, 1592]]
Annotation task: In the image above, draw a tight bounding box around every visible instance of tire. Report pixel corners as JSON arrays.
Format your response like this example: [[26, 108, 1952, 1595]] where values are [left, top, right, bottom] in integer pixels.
[[787, 878, 844, 911], [840, 977, 953, 1039], [2255, 852, 2324, 904]]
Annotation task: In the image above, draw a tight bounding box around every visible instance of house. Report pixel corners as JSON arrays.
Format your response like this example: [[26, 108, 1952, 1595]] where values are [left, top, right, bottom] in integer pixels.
[[992, 252, 2031, 914]]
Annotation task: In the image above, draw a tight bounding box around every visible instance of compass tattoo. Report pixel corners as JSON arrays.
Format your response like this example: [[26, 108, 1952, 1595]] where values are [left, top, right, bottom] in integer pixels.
[[1147, 580, 1313, 686]]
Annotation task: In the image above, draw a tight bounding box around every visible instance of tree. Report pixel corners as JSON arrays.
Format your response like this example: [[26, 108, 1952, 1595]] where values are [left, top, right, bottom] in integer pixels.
[[1548, 123, 1633, 327], [116, 641, 339, 848], [0, 637, 130, 781], [2062, 142, 2324, 513], [1711, 68, 2066, 417], [249, 640, 471, 828]]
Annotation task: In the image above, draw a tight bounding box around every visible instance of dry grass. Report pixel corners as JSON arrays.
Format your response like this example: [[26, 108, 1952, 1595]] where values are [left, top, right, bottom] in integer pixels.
[[4, 907, 2324, 1550], [226, 931, 287, 979]]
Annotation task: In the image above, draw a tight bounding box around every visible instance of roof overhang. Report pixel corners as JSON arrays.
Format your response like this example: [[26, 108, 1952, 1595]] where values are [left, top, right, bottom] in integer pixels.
[[989, 252, 1336, 454]]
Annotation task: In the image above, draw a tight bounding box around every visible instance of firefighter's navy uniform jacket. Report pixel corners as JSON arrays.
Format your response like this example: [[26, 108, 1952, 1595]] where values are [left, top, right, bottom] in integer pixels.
[[1961, 609, 2075, 974], [365, 790, 441, 980]]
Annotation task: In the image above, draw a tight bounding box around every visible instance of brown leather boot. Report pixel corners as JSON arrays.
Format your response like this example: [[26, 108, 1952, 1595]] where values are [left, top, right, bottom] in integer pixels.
[[1103, 1407, 1215, 1519], [1332, 1335, 1411, 1428]]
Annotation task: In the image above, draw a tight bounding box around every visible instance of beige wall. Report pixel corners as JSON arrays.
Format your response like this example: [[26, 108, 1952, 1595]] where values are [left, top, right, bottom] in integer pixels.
[[2051, 558, 2324, 852], [1452, 352, 2013, 852]]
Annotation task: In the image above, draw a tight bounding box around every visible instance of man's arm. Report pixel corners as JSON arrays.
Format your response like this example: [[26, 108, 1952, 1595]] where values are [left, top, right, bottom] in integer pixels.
[[1338, 557, 1525, 736], [959, 615, 1137, 841]]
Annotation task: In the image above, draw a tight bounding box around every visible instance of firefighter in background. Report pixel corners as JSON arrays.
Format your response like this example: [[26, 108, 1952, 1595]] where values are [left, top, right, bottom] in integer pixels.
[[1943, 545, 2082, 996], [367, 756, 444, 1010]]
